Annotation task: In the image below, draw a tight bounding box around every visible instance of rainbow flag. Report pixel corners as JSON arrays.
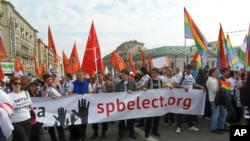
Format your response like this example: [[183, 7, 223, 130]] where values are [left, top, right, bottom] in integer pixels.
[[184, 8, 207, 54], [239, 35, 247, 62], [245, 23, 250, 67], [220, 80, 231, 96], [184, 7, 208, 68], [192, 51, 202, 68], [217, 24, 228, 69], [226, 35, 243, 69]]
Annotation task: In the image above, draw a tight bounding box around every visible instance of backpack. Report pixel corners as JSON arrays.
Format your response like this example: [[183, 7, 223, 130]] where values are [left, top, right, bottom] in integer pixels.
[[240, 84, 250, 106], [179, 72, 193, 85], [214, 88, 227, 107], [179, 73, 186, 85]]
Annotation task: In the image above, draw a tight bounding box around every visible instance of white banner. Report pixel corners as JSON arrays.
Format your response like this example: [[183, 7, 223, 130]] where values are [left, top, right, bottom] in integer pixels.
[[152, 56, 166, 68], [32, 89, 205, 127]]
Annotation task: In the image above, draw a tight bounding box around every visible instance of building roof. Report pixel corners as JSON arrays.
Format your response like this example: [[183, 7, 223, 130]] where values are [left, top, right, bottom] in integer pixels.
[[133, 45, 218, 60]]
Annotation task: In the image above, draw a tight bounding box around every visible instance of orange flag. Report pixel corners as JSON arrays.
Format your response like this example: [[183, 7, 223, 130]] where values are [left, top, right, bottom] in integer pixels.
[[67, 42, 80, 74], [48, 26, 59, 66], [140, 51, 146, 67], [33, 53, 40, 76], [165, 54, 171, 67], [62, 51, 69, 73], [128, 52, 136, 75], [14, 58, 24, 72], [39, 62, 46, 79], [148, 55, 154, 70], [0, 35, 7, 60], [111, 51, 126, 71], [0, 63, 5, 80], [82, 21, 104, 75]]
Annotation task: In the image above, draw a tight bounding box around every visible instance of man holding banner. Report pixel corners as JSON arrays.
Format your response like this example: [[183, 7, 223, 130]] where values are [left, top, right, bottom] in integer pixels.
[[144, 68, 162, 138], [115, 69, 137, 140], [175, 64, 206, 134]]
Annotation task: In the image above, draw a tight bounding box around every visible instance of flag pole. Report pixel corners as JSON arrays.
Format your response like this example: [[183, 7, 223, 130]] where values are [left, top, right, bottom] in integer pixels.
[[94, 46, 99, 81], [184, 7, 187, 67]]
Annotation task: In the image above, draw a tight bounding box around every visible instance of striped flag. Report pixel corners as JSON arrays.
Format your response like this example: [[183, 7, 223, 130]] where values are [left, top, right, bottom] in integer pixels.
[[217, 24, 228, 69], [245, 23, 250, 67], [184, 7, 208, 68]]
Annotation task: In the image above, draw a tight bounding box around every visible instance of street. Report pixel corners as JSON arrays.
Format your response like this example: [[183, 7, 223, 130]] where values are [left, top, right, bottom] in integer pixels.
[[40, 117, 229, 141]]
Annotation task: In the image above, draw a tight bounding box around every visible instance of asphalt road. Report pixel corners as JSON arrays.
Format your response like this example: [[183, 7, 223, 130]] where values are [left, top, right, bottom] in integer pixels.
[[37, 117, 230, 141]]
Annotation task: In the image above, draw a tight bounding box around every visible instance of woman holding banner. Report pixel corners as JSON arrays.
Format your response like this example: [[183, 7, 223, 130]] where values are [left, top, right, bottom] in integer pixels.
[[8, 77, 33, 141]]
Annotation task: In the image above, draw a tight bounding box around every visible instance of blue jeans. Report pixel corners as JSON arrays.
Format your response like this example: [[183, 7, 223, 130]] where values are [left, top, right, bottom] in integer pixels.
[[210, 102, 227, 130]]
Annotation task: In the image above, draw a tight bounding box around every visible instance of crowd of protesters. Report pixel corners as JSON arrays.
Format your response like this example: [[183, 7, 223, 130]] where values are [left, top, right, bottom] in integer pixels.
[[1, 61, 250, 141]]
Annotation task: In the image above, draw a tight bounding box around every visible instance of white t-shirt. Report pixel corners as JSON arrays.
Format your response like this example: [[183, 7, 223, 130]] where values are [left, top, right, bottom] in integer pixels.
[[139, 75, 150, 86], [228, 77, 236, 95], [63, 82, 74, 93], [162, 76, 177, 85], [8, 91, 32, 123], [96, 82, 105, 94], [181, 73, 195, 89], [88, 83, 96, 93]]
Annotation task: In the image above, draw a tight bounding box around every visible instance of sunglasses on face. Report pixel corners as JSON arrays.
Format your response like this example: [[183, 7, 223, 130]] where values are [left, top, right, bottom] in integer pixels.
[[13, 82, 21, 86]]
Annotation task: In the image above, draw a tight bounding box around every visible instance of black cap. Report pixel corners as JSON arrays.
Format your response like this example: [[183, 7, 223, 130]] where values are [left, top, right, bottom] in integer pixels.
[[185, 64, 193, 69]]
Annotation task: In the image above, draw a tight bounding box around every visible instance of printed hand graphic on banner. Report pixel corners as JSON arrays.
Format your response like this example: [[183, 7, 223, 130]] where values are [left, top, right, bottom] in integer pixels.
[[53, 107, 67, 126], [72, 98, 89, 124], [66, 118, 70, 126], [70, 113, 78, 125], [55, 121, 58, 126]]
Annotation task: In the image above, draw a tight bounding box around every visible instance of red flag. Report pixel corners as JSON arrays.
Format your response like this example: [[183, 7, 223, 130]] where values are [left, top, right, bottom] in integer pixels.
[[48, 26, 59, 66], [111, 51, 126, 71], [217, 24, 228, 69], [128, 52, 136, 75], [82, 21, 104, 75], [0, 35, 7, 61], [148, 55, 154, 70], [33, 53, 40, 76], [140, 51, 146, 67], [67, 42, 80, 74], [165, 54, 171, 67], [0, 63, 5, 80], [62, 51, 69, 73]]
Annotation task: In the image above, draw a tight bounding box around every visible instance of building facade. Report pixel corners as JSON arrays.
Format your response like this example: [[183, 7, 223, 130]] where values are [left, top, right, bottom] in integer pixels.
[[103, 40, 241, 73], [0, 0, 38, 76], [0, 0, 63, 78]]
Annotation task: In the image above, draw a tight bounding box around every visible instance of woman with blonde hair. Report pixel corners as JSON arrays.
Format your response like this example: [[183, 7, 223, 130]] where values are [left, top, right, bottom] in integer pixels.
[[162, 68, 177, 126]]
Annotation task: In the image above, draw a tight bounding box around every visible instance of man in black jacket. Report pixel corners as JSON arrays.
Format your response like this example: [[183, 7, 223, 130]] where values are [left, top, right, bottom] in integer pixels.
[[115, 69, 137, 140], [191, 60, 210, 119]]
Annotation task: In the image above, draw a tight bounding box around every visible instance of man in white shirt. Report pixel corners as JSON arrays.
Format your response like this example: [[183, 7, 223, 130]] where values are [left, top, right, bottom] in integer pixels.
[[136, 67, 150, 127], [175, 64, 205, 134]]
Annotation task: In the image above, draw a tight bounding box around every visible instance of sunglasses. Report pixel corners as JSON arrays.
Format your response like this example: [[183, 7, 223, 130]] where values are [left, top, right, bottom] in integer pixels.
[[13, 82, 21, 85]]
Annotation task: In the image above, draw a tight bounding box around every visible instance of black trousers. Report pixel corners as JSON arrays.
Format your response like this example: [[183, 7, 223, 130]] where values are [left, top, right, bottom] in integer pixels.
[[69, 124, 87, 140], [12, 119, 31, 141], [164, 113, 175, 124], [92, 122, 109, 133], [48, 126, 66, 141], [118, 119, 135, 137], [177, 114, 197, 128], [204, 90, 211, 117], [145, 116, 160, 134]]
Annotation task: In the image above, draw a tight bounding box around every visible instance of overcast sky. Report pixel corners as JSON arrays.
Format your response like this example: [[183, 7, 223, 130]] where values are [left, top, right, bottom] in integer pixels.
[[8, 0, 250, 61]]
